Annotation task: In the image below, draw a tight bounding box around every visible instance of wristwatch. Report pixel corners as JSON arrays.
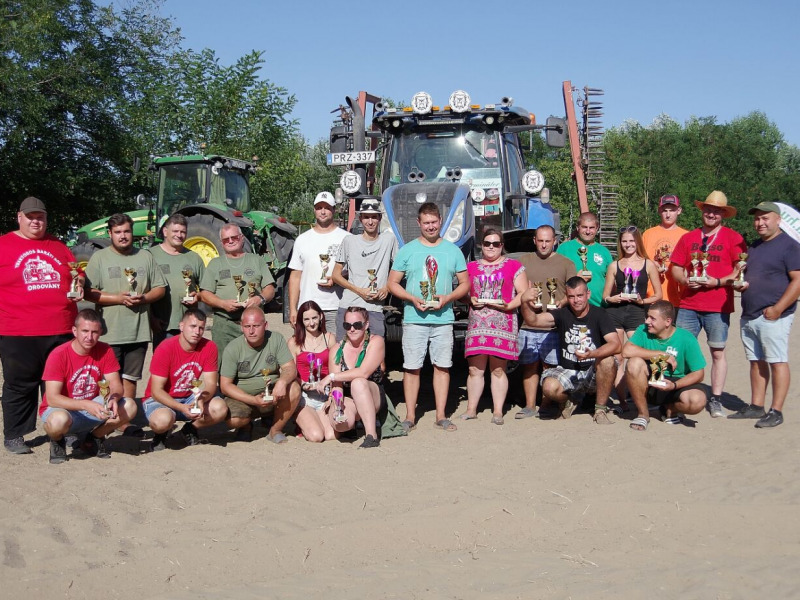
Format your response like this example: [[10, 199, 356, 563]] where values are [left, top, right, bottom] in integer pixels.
[[258, 294, 266, 306]]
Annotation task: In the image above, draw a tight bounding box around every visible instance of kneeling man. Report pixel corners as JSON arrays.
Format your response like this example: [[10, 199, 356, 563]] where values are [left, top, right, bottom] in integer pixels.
[[221, 307, 301, 444], [41, 309, 136, 464], [623, 300, 706, 430], [521, 276, 619, 422], [143, 309, 227, 450]]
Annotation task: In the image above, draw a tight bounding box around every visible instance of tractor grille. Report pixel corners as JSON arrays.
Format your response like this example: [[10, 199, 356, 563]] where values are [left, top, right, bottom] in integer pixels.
[[385, 183, 460, 244]]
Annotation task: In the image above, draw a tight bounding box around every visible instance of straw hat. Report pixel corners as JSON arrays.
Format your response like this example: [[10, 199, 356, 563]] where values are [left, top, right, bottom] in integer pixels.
[[694, 190, 736, 218]]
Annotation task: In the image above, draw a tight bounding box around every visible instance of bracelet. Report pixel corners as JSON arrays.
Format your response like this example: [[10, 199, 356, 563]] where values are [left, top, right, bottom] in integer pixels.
[[717, 278, 721, 287], [330, 373, 335, 382]]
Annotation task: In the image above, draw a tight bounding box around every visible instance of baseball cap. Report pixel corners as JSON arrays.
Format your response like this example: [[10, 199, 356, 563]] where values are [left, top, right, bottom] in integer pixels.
[[658, 194, 680, 207], [19, 196, 47, 214], [748, 201, 781, 215], [358, 198, 382, 215], [314, 191, 335, 207]]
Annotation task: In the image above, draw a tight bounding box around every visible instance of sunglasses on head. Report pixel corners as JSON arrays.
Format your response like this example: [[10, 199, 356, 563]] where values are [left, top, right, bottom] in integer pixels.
[[482, 240, 503, 248], [619, 226, 637, 233], [342, 321, 365, 331]]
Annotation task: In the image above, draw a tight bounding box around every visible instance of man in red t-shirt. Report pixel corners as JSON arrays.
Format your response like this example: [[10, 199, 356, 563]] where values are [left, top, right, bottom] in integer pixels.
[[0, 197, 84, 455], [142, 309, 227, 451], [670, 191, 747, 417], [41, 309, 135, 464]]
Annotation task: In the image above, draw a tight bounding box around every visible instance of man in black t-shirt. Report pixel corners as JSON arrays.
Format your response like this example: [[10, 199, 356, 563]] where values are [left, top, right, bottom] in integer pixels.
[[522, 276, 619, 423]]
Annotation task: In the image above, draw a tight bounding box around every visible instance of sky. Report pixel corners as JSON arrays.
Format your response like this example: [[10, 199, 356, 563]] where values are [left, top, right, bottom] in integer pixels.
[[132, 0, 800, 146]]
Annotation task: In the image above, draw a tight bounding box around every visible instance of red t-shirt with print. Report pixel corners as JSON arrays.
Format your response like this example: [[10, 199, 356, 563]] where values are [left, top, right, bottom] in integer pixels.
[[40, 340, 121, 415], [144, 336, 218, 399], [670, 227, 747, 313]]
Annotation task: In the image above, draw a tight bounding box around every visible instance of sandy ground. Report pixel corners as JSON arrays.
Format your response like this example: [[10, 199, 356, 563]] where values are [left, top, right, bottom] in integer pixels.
[[2, 303, 800, 599]]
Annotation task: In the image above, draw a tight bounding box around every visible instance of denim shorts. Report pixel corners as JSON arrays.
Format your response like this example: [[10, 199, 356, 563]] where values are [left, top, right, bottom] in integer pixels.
[[143, 395, 195, 421], [676, 309, 730, 349], [402, 323, 454, 369], [740, 313, 795, 363], [518, 329, 558, 365], [301, 389, 327, 411], [41, 396, 130, 434]]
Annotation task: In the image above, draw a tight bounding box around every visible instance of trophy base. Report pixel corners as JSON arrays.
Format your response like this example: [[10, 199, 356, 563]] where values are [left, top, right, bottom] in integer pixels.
[[189, 407, 202, 415], [422, 301, 441, 309], [546, 303, 558, 310], [263, 395, 274, 403], [648, 380, 669, 389], [182, 296, 194, 303], [533, 302, 543, 309], [127, 293, 142, 299], [620, 293, 638, 301], [733, 281, 747, 290], [67, 292, 80, 299], [333, 412, 347, 424], [689, 277, 708, 283], [480, 298, 504, 305], [578, 270, 593, 279]]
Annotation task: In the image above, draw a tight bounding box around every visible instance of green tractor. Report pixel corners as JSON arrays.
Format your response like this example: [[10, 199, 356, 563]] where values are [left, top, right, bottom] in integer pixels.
[[70, 154, 297, 306]]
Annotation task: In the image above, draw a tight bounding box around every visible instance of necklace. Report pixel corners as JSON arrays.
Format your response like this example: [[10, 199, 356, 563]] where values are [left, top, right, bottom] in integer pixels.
[[302, 332, 326, 352]]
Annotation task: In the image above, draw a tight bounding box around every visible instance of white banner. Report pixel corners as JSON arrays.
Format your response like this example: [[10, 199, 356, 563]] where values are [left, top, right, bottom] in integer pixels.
[[776, 202, 800, 245]]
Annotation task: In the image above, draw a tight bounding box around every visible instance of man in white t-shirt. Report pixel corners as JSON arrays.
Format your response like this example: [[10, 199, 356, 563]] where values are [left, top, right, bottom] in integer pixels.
[[288, 192, 350, 336]]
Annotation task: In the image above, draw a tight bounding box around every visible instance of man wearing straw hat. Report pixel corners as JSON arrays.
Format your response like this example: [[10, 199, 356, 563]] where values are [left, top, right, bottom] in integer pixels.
[[670, 191, 747, 418]]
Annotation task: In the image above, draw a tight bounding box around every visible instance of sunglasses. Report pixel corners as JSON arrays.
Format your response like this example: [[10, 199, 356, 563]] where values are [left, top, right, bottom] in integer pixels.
[[482, 240, 503, 248], [222, 235, 242, 244], [619, 226, 637, 233], [342, 321, 365, 331], [700, 234, 709, 253]]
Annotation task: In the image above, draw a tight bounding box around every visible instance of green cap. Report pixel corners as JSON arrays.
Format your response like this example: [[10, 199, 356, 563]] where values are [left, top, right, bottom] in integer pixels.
[[748, 201, 782, 215]]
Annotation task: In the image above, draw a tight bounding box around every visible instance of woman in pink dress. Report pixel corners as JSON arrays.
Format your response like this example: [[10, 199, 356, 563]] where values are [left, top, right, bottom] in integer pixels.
[[461, 229, 527, 424]]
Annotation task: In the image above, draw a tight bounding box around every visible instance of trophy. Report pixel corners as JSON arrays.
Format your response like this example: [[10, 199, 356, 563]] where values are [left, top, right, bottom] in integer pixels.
[[181, 269, 194, 303], [532, 281, 543, 309], [330, 387, 346, 424], [189, 378, 203, 415], [620, 267, 639, 300], [247, 281, 258, 301], [98, 378, 111, 416], [421, 255, 441, 309], [648, 355, 669, 388], [260, 368, 274, 402], [655, 244, 671, 273], [577, 246, 592, 279], [545, 277, 558, 310], [699, 252, 710, 282], [67, 262, 81, 299], [688, 252, 702, 282], [319, 254, 331, 283], [367, 269, 378, 295], [124, 268, 140, 298], [476, 273, 504, 305], [232, 275, 246, 306], [576, 325, 592, 354], [733, 252, 748, 289]]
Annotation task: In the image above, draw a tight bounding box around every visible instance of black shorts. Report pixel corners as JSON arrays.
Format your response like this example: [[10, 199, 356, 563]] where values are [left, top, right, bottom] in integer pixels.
[[646, 376, 705, 405], [606, 303, 646, 332], [111, 342, 148, 381]]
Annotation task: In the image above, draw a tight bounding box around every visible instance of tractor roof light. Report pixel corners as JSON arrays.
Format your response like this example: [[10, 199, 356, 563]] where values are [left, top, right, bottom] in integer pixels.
[[448, 90, 471, 113], [411, 91, 433, 115], [522, 170, 545, 195]]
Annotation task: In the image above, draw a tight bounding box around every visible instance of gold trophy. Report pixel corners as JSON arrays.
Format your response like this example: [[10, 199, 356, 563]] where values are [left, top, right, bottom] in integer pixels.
[[733, 253, 748, 289], [419, 280, 430, 306], [688, 252, 702, 282], [67, 262, 81, 299], [648, 355, 669, 388], [532, 281, 543, 309], [576, 325, 591, 354], [181, 269, 194, 303], [124, 267, 141, 298], [232, 275, 246, 306], [247, 281, 258, 301], [699, 252, 710, 282], [98, 378, 111, 416], [319, 254, 331, 283], [260, 368, 274, 402], [545, 277, 558, 310], [577, 246, 592, 279], [367, 269, 378, 295], [655, 244, 671, 274], [189, 378, 203, 415]]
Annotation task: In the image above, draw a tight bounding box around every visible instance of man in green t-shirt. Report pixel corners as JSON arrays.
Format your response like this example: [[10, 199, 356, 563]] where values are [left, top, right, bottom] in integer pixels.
[[622, 300, 707, 430], [219, 307, 300, 444], [85, 213, 166, 402], [200, 224, 276, 359], [557, 212, 612, 307], [147, 214, 205, 348]]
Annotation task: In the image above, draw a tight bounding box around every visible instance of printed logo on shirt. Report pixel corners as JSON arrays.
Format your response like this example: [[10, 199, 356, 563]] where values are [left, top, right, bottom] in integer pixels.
[[328, 243, 342, 258], [238, 360, 251, 373], [361, 249, 379, 258], [593, 254, 605, 266], [244, 268, 256, 278], [563, 324, 597, 364], [70, 365, 101, 400], [172, 362, 202, 394], [265, 354, 278, 369], [219, 269, 231, 280], [19, 254, 61, 290], [160, 264, 171, 275], [108, 266, 122, 279]]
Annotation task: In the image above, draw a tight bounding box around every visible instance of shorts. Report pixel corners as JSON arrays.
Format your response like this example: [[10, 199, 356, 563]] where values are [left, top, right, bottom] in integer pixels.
[[542, 365, 596, 394], [402, 323, 454, 369], [336, 307, 385, 340], [324, 310, 338, 338], [225, 396, 274, 420], [646, 377, 706, 406], [518, 329, 558, 365], [41, 397, 131, 434], [740, 313, 795, 363], [111, 342, 148, 380], [605, 303, 646, 332], [676, 309, 730, 349], [300, 389, 327, 411], [143, 394, 197, 422]]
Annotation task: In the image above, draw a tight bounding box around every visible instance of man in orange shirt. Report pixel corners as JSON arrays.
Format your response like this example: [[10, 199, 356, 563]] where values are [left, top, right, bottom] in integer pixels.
[[642, 195, 688, 307]]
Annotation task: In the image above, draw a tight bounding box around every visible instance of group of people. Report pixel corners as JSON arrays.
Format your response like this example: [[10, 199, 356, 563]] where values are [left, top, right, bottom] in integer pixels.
[[1, 188, 798, 463]]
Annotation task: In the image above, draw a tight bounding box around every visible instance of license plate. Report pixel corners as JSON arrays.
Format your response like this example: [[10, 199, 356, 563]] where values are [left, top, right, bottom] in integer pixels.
[[326, 151, 376, 166]]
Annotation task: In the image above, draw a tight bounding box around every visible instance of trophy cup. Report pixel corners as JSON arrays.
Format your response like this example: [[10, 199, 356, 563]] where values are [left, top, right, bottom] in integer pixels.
[[331, 387, 346, 424], [698, 252, 710, 282], [124, 268, 141, 298], [688, 252, 701, 282], [655, 244, 671, 274], [181, 269, 194, 303], [260, 368, 274, 402], [419, 280, 430, 306], [367, 269, 378, 295], [67, 262, 81, 299], [307, 353, 318, 386], [232, 275, 246, 306], [98, 378, 111, 416], [648, 355, 669, 388], [532, 281, 543, 309], [319, 254, 331, 283], [546, 277, 558, 310], [620, 267, 639, 300], [577, 246, 592, 279], [247, 281, 258, 302], [476, 273, 504, 305], [189, 378, 203, 415], [733, 252, 748, 289], [576, 325, 592, 354], [422, 255, 441, 309]]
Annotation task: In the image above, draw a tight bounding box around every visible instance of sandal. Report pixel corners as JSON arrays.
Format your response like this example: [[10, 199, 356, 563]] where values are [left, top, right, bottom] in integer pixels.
[[593, 404, 613, 425], [434, 419, 457, 432], [629, 417, 649, 431], [491, 415, 504, 425]]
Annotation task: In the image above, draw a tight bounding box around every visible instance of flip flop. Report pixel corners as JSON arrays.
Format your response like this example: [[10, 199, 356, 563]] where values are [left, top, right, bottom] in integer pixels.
[[629, 417, 649, 431], [593, 405, 613, 425], [434, 419, 457, 432], [266, 432, 288, 444], [515, 407, 537, 419], [401, 420, 416, 433], [491, 415, 504, 425], [458, 413, 477, 421]]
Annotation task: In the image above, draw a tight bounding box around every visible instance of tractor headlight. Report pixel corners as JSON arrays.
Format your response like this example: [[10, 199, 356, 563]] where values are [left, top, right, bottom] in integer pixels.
[[444, 202, 465, 243], [522, 169, 545, 195]]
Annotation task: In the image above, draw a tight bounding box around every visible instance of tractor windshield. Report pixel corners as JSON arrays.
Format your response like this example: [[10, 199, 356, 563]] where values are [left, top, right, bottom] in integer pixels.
[[385, 129, 502, 190], [158, 163, 251, 215]]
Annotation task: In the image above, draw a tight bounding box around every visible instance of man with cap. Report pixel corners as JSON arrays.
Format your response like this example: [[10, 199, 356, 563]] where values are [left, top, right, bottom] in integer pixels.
[[557, 212, 612, 307], [0, 197, 84, 454], [729, 201, 800, 428], [287, 192, 350, 336], [332, 198, 397, 340], [642, 195, 688, 307], [670, 191, 747, 417]]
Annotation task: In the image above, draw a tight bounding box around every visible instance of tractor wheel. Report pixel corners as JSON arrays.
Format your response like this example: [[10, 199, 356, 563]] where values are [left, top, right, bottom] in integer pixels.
[[184, 214, 251, 266], [72, 239, 110, 270]]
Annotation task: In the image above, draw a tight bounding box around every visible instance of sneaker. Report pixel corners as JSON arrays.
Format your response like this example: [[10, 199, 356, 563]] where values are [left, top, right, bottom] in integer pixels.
[[80, 433, 99, 456], [728, 404, 766, 420], [358, 434, 380, 449], [151, 432, 168, 452], [4, 436, 32, 455], [561, 398, 578, 419], [49, 438, 67, 464], [181, 423, 200, 446], [707, 396, 725, 418], [234, 424, 253, 443], [95, 436, 111, 459], [755, 409, 783, 429]]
